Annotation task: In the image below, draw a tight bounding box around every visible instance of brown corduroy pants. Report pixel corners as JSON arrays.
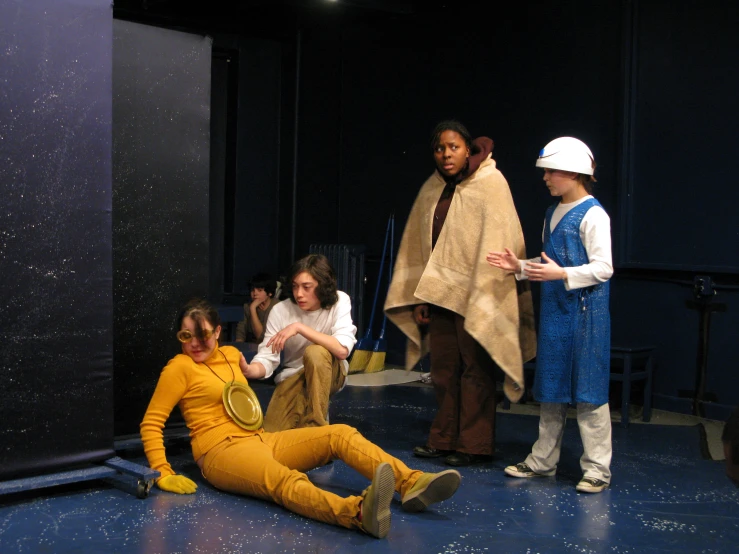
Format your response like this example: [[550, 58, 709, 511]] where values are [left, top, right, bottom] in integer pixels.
[[426, 307, 499, 456], [263, 344, 346, 432]]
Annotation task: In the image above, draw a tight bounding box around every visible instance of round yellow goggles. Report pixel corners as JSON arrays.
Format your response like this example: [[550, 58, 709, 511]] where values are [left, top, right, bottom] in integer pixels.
[[177, 328, 216, 343]]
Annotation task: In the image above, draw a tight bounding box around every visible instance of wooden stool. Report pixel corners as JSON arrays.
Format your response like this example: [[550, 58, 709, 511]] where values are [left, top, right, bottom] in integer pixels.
[[609, 346, 655, 427]]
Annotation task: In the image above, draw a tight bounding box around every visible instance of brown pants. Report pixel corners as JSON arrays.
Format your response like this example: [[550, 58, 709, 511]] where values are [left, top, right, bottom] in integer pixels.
[[263, 345, 346, 432], [427, 307, 498, 456]]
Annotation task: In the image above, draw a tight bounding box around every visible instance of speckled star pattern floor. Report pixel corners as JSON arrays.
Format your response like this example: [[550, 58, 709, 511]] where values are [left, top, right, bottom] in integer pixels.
[[1, 385, 736, 553]]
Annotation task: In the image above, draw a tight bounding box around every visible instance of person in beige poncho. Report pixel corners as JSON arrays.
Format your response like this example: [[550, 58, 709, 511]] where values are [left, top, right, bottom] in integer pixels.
[[384, 120, 536, 467]]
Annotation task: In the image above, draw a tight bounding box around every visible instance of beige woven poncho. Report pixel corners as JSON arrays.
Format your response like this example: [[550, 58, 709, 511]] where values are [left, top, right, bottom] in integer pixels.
[[384, 154, 536, 402]]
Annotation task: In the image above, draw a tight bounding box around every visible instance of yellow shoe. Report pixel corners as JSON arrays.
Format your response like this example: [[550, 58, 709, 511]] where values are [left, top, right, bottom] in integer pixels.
[[401, 469, 461, 513], [360, 463, 395, 538]]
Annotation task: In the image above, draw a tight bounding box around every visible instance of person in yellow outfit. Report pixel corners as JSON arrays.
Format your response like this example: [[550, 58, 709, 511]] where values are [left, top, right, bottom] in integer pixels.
[[140, 298, 462, 539]]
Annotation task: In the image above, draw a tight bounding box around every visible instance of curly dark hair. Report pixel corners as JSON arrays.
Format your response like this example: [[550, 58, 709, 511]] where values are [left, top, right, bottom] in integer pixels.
[[175, 298, 221, 341], [287, 254, 338, 309], [430, 119, 473, 152]]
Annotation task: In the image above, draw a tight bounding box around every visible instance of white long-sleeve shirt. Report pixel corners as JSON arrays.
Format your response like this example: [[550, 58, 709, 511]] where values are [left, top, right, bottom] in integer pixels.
[[251, 291, 357, 384], [517, 195, 613, 290]]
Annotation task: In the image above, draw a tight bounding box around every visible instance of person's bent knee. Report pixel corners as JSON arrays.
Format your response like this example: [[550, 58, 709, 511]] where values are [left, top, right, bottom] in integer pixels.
[[304, 344, 332, 365]]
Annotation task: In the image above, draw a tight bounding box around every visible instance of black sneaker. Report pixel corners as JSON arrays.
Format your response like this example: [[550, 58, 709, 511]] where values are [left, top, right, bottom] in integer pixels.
[[576, 477, 609, 493], [412, 445, 453, 458], [504, 462, 549, 478]]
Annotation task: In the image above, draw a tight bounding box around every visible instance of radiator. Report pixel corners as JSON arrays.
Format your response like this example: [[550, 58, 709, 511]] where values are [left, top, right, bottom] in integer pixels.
[[308, 244, 366, 337]]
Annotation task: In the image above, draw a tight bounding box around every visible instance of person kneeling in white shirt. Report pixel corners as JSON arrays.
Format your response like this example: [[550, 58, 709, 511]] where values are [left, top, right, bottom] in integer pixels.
[[244, 254, 357, 432]]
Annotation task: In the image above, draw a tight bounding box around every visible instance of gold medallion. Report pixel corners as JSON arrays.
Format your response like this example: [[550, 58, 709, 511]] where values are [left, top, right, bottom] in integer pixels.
[[222, 381, 263, 430]]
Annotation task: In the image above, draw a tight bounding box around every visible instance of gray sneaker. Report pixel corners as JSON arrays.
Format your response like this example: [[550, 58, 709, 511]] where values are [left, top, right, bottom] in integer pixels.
[[504, 462, 548, 478]]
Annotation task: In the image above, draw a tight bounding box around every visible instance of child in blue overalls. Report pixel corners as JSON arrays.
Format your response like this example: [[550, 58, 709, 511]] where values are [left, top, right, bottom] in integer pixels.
[[487, 137, 613, 493]]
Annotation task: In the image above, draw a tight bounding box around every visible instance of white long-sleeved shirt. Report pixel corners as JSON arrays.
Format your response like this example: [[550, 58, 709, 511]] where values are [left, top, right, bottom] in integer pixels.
[[517, 195, 613, 290], [251, 291, 357, 384]]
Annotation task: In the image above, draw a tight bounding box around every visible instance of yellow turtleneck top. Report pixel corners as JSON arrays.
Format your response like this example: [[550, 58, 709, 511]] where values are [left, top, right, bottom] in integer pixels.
[[140, 345, 259, 480]]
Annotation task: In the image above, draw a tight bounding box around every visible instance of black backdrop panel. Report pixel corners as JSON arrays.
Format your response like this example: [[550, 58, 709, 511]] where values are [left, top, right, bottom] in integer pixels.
[[231, 39, 283, 292], [625, 0, 739, 271], [112, 21, 211, 436], [0, 0, 114, 479]]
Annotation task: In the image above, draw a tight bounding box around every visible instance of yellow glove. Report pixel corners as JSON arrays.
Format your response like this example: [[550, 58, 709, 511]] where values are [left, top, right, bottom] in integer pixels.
[[157, 474, 198, 494]]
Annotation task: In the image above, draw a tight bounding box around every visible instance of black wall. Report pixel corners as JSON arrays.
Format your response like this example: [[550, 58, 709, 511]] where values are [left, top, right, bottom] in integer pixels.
[[610, 1, 739, 418], [287, 1, 739, 417], [293, 3, 624, 370], [622, 0, 739, 273]]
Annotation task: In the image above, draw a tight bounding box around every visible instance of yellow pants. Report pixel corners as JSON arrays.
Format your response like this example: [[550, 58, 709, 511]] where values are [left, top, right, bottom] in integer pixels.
[[201, 423, 423, 530], [263, 344, 346, 432]]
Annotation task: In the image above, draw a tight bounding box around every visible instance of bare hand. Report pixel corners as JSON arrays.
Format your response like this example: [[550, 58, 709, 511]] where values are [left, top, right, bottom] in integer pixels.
[[239, 353, 266, 379], [413, 304, 430, 325], [486, 247, 521, 273], [239, 353, 250, 375], [266, 322, 301, 353], [241, 363, 265, 379], [524, 252, 567, 282]]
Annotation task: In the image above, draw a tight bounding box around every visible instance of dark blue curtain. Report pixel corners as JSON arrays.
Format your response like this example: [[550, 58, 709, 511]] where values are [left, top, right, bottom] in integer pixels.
[[0, 0, 114, 480], [112, 20, 212, 436]]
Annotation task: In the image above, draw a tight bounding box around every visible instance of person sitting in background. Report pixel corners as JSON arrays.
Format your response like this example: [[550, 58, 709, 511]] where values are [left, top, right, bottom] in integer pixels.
[[723, 407, 739, 486], [140, 298, 462, 539], [235, 272, 277, 351], [245, 254, 356, 432]]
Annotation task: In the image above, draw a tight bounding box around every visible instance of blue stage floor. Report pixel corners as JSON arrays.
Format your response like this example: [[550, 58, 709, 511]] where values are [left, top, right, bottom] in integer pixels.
[[1, 385, 737, 553]]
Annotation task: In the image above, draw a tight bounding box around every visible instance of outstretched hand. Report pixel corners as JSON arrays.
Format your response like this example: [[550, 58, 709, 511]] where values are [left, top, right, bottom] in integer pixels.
[[524, 252, 567, 282], [158, 474, 198, 494], [486, 248, 521, 273]]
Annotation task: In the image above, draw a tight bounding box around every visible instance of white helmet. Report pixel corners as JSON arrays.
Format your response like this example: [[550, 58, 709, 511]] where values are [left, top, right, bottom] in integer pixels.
[[535, 137, 595, 175]]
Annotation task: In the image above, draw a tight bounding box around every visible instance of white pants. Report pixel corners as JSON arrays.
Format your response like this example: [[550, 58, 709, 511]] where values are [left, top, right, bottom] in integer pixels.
[[525, 402, 612, 483]]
